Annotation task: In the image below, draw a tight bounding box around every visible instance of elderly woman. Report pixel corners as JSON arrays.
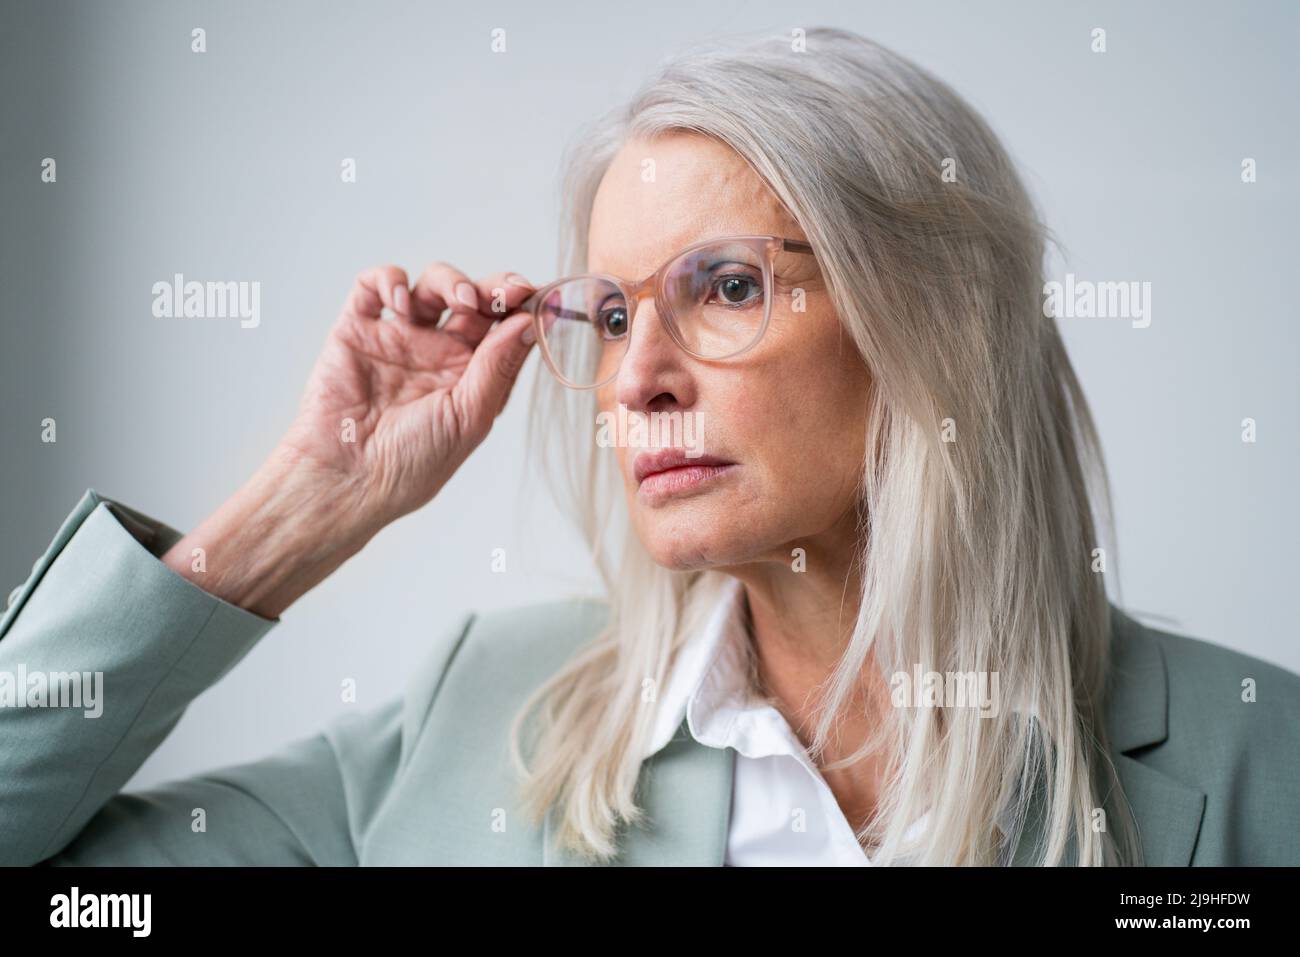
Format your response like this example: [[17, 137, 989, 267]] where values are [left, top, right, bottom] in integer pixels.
[[2, 27, 1295, 867]]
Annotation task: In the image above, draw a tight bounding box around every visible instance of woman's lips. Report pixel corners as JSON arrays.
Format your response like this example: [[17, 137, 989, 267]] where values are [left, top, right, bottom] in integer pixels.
[[638, 463, 736, 501], [632, 449, 736, 502]]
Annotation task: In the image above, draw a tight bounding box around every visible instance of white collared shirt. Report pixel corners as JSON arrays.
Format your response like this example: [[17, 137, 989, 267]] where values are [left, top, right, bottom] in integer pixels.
[[642, 577, 928, 866]]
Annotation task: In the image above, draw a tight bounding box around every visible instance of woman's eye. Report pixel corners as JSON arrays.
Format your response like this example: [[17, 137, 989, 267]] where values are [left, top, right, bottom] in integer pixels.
[[597, 305, 628, 339], [709, 275, 762, 306]]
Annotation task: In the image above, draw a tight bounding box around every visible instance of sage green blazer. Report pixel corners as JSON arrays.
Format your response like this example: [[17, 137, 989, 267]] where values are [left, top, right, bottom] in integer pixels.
[[1, 490, 1297, 866]]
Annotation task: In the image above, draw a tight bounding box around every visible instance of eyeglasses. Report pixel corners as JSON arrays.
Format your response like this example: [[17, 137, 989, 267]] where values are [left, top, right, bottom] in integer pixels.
[[520, 234, 816, 390]]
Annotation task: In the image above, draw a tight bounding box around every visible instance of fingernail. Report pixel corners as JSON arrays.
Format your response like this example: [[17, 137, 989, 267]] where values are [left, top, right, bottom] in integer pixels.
[[393, 285, 410, 314], [455, 282, 478, 308], [506, 274, 533, 289], [521, 325, 536, 345]]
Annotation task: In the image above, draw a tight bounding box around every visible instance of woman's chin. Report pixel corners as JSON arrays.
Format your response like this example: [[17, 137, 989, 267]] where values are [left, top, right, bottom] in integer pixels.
[[636, 526, 755, 572], [645, 546, 725, 573]]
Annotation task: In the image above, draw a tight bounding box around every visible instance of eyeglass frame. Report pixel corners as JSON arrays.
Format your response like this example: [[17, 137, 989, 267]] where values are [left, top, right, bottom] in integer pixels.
[[518, 234, 817, 390]]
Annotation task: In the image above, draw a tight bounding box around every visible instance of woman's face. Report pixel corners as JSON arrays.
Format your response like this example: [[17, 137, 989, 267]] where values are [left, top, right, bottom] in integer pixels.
[[588, 132, 871, 572]]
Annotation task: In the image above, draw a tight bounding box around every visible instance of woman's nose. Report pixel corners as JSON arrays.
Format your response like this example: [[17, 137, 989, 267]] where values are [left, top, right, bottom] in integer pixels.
[[612, 293, 693, 411]]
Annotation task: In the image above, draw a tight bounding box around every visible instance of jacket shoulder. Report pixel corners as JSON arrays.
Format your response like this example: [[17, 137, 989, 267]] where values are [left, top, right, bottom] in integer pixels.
[[1117, 613, 1300, 863], [394, 596, 609, 758], [460, 595, 611, 666], [1142, 619, 1300, 735], [419, 596, 610, 717]]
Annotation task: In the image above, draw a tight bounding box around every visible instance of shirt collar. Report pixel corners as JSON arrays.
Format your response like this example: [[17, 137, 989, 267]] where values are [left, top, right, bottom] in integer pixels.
[[641, 577, 1040, 764], [642, 576, 747, 761], [638, 577, 1040, 857]]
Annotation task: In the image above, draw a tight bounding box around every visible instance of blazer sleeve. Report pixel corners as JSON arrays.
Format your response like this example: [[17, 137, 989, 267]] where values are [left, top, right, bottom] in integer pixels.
[[0, 489, 464, 866]]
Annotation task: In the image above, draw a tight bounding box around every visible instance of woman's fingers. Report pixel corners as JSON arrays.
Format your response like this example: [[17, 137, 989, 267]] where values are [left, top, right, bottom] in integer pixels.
[[479, 271, 536, 314], [332, 261, 540, 464], [450, 309, 538, 435], [409, 261, 483, 327], [407, 263, 539, 433], [440, 271, 535, 343], [343, 265, 411, 323]]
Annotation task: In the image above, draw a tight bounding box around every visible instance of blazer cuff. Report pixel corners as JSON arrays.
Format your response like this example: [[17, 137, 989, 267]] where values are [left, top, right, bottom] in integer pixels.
[[0, 489, 279, 862], [2, 488, 277, 656]]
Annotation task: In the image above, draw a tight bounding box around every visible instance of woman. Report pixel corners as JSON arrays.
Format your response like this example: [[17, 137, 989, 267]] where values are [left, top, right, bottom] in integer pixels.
[[1, 27, 1295, 867]]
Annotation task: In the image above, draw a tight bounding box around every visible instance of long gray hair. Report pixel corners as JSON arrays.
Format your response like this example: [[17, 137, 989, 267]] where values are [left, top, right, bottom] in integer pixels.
[[508, 26, 1140, 866]]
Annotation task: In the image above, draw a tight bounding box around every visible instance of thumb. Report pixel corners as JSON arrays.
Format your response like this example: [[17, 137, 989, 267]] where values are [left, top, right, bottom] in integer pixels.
[[452, 311, 537, 434]]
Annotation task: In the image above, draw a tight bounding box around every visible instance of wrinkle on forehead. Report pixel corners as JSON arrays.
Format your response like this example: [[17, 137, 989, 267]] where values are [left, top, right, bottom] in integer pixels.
[[586, 132, 802, 278]]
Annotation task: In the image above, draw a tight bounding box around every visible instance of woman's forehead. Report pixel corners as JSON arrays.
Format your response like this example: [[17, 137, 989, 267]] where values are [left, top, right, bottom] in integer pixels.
[[587, 136, 799, 276]]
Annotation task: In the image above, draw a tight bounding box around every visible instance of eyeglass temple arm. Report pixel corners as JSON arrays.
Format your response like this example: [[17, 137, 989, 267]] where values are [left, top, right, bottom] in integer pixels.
[[516, 293, 587, 322], [781, 238, 815, 256]]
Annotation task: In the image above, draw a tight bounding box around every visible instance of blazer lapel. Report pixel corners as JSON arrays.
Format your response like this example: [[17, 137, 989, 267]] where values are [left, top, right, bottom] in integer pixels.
[[1008, 606, 1204, 865], [1112, 754, 1205, 865], [543, 716, 735, 866], [1103, 607, 1205, 865]]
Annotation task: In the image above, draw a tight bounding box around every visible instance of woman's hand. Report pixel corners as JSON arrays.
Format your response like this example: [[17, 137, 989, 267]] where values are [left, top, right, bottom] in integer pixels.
[[160, 263, 538, 618], [278, 263, 538, 528]]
